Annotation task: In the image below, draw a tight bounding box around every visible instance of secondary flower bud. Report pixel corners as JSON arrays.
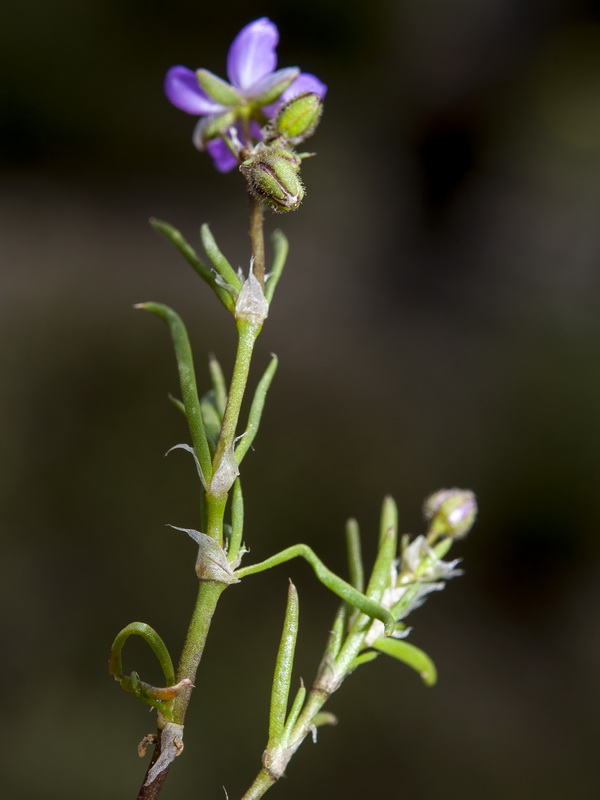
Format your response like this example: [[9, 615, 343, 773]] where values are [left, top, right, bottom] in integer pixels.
[[239, 147, 304, 213], [423, 489, 477, 539], [271, 92, 323, 145]]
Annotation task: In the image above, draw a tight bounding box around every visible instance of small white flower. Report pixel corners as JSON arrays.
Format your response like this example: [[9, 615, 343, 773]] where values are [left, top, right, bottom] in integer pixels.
[[363, 535, 462, 648], [401, 535, 462, 582]]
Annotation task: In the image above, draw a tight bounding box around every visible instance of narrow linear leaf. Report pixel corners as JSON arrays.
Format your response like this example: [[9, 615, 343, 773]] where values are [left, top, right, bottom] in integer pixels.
[[227, 478, 244, 564], [209, 354, 228, 418], [371, 637, 437, 686], [201, 223, 242, 291], [168, 394, 186, 416], [379, 495, 398, 549], [265, 229, 289, 303], [150, 218, 234, 311], [136, 303, 213, 485], [345, 518, 364, 593], [235, 355, 278, 464], [282, 684, 306, 744], [348, 650, 379, 672], [109, 622, 175, 686], [364, 525, 396, 604], [268, 582, 300, 747]]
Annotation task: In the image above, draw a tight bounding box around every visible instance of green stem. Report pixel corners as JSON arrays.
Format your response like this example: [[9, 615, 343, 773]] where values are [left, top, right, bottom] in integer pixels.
[[171, 581, 227, 724], [289, 687, 329, 744], [249, 195, 265, 286], [241, 768, 277, 800], [206, 494, 227, 546], [213, 320, 260, 471]]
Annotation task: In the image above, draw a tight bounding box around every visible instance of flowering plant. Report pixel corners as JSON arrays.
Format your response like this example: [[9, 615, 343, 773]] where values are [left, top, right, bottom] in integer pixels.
[[109, 17, 477, 800], [165, 17, 326, 172]]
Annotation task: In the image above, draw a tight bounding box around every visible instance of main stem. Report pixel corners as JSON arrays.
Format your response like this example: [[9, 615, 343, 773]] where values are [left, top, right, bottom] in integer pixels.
[[135, 203, 267, 800], [172, 581, 227, 722]]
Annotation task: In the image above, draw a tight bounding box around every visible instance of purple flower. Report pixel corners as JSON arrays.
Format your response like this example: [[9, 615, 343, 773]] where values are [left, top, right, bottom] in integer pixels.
[[165, 18, 327, 172]]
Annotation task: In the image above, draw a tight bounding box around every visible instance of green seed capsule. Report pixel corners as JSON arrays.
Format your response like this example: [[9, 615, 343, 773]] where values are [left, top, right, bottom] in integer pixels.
[[240, 147, 305, 213]]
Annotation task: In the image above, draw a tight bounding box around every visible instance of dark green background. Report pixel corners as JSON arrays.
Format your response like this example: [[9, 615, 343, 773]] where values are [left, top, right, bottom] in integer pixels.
[[2, 1, 600, 798]]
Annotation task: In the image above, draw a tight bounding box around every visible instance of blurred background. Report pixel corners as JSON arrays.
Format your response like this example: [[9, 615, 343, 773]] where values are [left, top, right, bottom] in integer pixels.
[[2, 1, 600, 798]]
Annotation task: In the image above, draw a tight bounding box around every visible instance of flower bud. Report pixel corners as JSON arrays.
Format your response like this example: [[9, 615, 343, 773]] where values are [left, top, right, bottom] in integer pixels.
[[272, 92, 323, 145], [239, 147, 304, 213], [423, 489, 477, 539]]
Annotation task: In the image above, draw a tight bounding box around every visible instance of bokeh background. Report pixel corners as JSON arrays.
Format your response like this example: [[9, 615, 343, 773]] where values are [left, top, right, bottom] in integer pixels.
[[2, 1, 600, 798]]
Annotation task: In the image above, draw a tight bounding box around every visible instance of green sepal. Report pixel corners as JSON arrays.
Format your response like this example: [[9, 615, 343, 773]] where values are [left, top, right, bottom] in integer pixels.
[[150, 219, 234, 312], [196, 69, 242, 106], [195, 110, 237, 146], [371, 637, 437, 686], [252, 67, 300, 107]]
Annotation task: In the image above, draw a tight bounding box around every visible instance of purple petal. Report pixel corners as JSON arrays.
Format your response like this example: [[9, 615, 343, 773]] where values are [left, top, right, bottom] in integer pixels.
[[205, 138, 239, 173], [262, 72, 328, 119], [227, 18, 279, 92], [165, 66, 226, 115], [280, 73, 328, 103]]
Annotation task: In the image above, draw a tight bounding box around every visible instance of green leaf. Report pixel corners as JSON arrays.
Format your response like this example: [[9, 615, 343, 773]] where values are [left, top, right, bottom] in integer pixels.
[[200, 223, 242, 292], [348, 650, 379, 672], [345, 518, 364, 593], [268, 582, 300, 747], [208, 354, 228, 418], [150, 218, 234, 312], [364, 500, 397, 604], [264, 230, 288, 303], [235, 354, 278, 465], [371, 637, 437, 686], [227, 478, 244, 565], [136, 303, 213, 486]]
